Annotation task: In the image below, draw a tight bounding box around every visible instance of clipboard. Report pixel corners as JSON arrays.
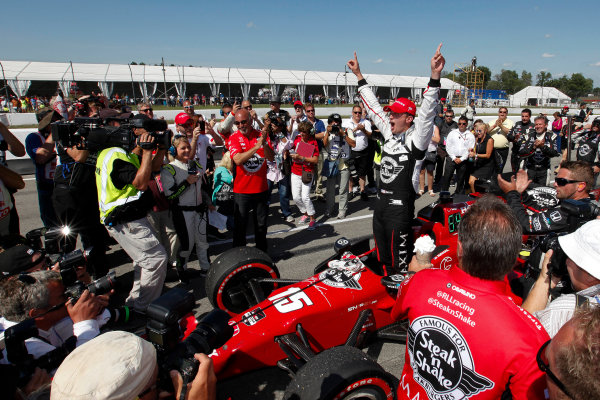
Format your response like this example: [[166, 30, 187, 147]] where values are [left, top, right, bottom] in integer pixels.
[[296, 141, 315, 158]]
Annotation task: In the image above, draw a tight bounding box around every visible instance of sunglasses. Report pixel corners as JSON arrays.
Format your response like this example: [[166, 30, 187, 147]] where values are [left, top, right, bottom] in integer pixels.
[[140, 108, 152, 113], [184, 106, 194, 109], [353, 111, 362, 114], [243, 106, 252, 110], [555, 177, 580, 186], [306, 109, 315, 113], [537, 340, 573, 398], [234, 120, 249, 125], [458, 122, 467, 126], [445, 115, 454, 118]]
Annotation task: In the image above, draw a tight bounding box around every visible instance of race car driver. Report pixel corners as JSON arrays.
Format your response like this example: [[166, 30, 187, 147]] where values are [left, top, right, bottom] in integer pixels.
[[498, 161, 594, 234], [347, 43, 443, 274], [392, 195, 549, 399]]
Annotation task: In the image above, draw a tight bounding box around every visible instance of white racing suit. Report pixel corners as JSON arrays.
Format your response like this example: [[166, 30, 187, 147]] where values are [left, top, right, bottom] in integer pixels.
[[358, 78, 439, 273]]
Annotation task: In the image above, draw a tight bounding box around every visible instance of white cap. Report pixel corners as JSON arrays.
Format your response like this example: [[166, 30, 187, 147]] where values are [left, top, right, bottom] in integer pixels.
[[558, 219, 600, 280], [51, 331, 157, 400]]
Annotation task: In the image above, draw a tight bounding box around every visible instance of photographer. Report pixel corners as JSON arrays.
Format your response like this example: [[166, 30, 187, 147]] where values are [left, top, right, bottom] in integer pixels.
[[523, 220, 600, 338], [498, 161, 594, 234], [95, 114, 167, 312], [344, 104, 372, 201], [322, 113, 352, 219], [51, 331, 216, 400], [0, 270, 109, 362], [0, 243, 49, 279], [52, 110, 109, 279]]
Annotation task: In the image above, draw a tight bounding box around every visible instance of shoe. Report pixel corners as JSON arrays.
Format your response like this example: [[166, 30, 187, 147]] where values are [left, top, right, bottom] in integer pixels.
[[336, 212, 346, 219], [352, 187, 359, 194], [360, 191, 369, 201], [307, 220, 316, 230], [367, 186, 378, 194], [429, 190, 436, 197], [299, 215, 309, 224], [418, 189, 424, 195], [285, 215, 295, 223]]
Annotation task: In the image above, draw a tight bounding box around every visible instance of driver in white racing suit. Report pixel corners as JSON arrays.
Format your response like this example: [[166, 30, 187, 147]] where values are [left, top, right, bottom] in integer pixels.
[[347, 44, 444, 274]]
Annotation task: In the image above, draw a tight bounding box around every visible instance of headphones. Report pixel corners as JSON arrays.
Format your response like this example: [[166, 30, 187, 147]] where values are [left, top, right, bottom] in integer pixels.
[[169, 145, 177, 157]]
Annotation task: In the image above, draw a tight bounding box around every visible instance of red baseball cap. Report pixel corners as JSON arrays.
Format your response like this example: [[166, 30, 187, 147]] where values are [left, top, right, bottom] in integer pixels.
[[383, 98, 416, 116], [175, 112, 191, 125], [293, 100, 303, 108], [440, 97, 446, 101]]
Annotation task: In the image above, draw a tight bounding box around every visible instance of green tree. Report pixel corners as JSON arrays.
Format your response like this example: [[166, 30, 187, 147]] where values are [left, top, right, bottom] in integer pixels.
[[521, 70, 532, 87], [536, 71, 552, 86], [479, 66, 492, 88], [566, 73, 593, 99], [494, 69, 523, 94], [130, 61, 138, 65]]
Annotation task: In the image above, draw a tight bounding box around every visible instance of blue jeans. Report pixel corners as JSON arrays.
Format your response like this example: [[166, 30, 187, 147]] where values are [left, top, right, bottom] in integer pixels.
[[268, 175, 292, 217]]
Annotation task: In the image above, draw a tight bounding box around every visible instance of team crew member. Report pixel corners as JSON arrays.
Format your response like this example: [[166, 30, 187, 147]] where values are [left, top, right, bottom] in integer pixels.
[[507, 108, 535, 172], [95, 115, 167, 312], [519, 116, 559, 185], [498, 161, 594, 234], [347, 44, 443, 274], [161, 136, 213, 274], [575, 118, 600, 183], [229, 109, 275, 252], [392, 195, 549, 400]]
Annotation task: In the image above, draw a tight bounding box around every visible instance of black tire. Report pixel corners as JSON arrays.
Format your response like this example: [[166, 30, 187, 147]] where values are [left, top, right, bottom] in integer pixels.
[[205, 246, 280, 315], [283, 346, 396, 400]]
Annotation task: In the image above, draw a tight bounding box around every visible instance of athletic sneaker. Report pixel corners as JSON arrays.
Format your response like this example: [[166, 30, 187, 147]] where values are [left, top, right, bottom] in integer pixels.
[[360, 191, 369, 201], [299, 215, 309, 224], [307, 220, 316, 230], [336, 212, 346, 219], [285, 215, 295, 223]]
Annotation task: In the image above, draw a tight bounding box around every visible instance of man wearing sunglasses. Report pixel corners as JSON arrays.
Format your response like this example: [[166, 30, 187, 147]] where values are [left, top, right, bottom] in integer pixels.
[[522, 219, 600, 339], [518, 116, 559, 185], [347, 44, 443, 275], [507, 108, 535, 172], [538, 305, 600, 400], [499, 161, 594, 234]]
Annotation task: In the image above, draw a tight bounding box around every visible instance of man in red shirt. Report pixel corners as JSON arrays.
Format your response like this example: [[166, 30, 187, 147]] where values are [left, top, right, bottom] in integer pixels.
[[228, 109, 274, 251], [392, 195, 549, 399]]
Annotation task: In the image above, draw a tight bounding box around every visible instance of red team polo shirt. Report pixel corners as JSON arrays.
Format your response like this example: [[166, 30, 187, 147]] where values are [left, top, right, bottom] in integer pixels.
[[391, 266, 549, 400], [228, 129, 272, 194]]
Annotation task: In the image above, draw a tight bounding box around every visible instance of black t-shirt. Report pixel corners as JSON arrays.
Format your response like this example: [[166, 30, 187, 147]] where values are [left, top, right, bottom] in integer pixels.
[[54, 144, 96, 188]]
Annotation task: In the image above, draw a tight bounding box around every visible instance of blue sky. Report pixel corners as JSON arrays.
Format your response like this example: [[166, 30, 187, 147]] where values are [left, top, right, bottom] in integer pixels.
[[4, 0, 600, 86]]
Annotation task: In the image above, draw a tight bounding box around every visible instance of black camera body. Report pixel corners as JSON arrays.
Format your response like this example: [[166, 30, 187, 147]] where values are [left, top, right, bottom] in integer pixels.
[[4, 319, 76, 386], [63, 270, 116, 303], [25, 226, 73, 255], [146, 289, 233, 389]]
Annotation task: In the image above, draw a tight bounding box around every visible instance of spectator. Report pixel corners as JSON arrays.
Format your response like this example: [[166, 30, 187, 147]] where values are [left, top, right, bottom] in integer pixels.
[[183, 99, 195, 118], [468, 121, 495, 192], [0, 270, 109, 362], [433, 110, 457, 189], [161, 135, 213, 275], [348, 44, 442, 274], [442, 115, 474, 195], [0, 165, 24, 236], [539, 305, 600, 400], [303, 102, 327, 202], [25, 109, 60, 228], [241, 100, 264, 130], [323, 113, 352, 219], [461, 98, 476, 128], [288, 100, 307, 138], [418, 121, 440, 197], [95, 115, 167, 312], [392, 195, 549, 399], [507, 108, 535, 172], [137, 102, 155, 119], [265, 115, 294, 223], [519, 116, 559, 185], [344, 105, 373, 201], [488, 107, 514, 178], [433, 96, 452, 126], [575, 102, 591, 126], [229, 109, 274, 252], [51, 330, 216, 400], [498, 161, 594, 234], [290, 121, 319, 230], [211, 102, 237, 149], [212, 152, 235, 230], [523, 219, 600, 337], [552, 111, 564, 153], [181, 113, 224, 175]]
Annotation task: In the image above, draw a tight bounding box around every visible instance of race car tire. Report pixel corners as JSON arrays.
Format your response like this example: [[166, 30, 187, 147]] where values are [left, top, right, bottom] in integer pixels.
[[283, 346, 396, 400], [206, 246, 280, 315]]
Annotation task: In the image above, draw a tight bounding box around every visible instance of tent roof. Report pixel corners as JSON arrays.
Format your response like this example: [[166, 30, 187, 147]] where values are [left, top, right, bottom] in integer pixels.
[[0, 60, 464, 90], [510, 86, 570, 100]]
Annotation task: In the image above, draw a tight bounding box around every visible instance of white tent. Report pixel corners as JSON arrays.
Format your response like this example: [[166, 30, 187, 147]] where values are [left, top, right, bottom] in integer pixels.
[[509, 86, 570, 107], [0, 60, 464, 101]]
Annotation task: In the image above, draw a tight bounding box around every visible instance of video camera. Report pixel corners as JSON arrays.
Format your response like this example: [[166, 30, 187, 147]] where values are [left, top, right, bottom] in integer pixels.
[[26, 225, 74, 255], [51, 117, 170, 153], [146, 289, 233, 390]]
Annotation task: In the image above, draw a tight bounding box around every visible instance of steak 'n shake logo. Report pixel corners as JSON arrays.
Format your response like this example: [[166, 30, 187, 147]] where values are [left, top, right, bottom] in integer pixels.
[[243, 154, 264, 173], [407, 316, 493, 399]]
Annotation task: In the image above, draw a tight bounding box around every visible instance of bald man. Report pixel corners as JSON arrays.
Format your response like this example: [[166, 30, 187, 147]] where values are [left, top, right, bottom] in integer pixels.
[[241, 100, 264, 130], [228, 109, 274, 251]]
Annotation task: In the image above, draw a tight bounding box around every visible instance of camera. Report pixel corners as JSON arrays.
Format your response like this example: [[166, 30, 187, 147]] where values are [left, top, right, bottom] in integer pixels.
[[537, 233, 569, 278], [63, 270, 117, 303], [561, 199, 600, 227], [146, 289, 233, 388], [25, 225, 73, 255], [4, 319, 77, 386], [331, 125, 341, 135]]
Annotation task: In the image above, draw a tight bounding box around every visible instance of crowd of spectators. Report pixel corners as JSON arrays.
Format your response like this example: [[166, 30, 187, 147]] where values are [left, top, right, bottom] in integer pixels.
[[2, 43, 600, 398]]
